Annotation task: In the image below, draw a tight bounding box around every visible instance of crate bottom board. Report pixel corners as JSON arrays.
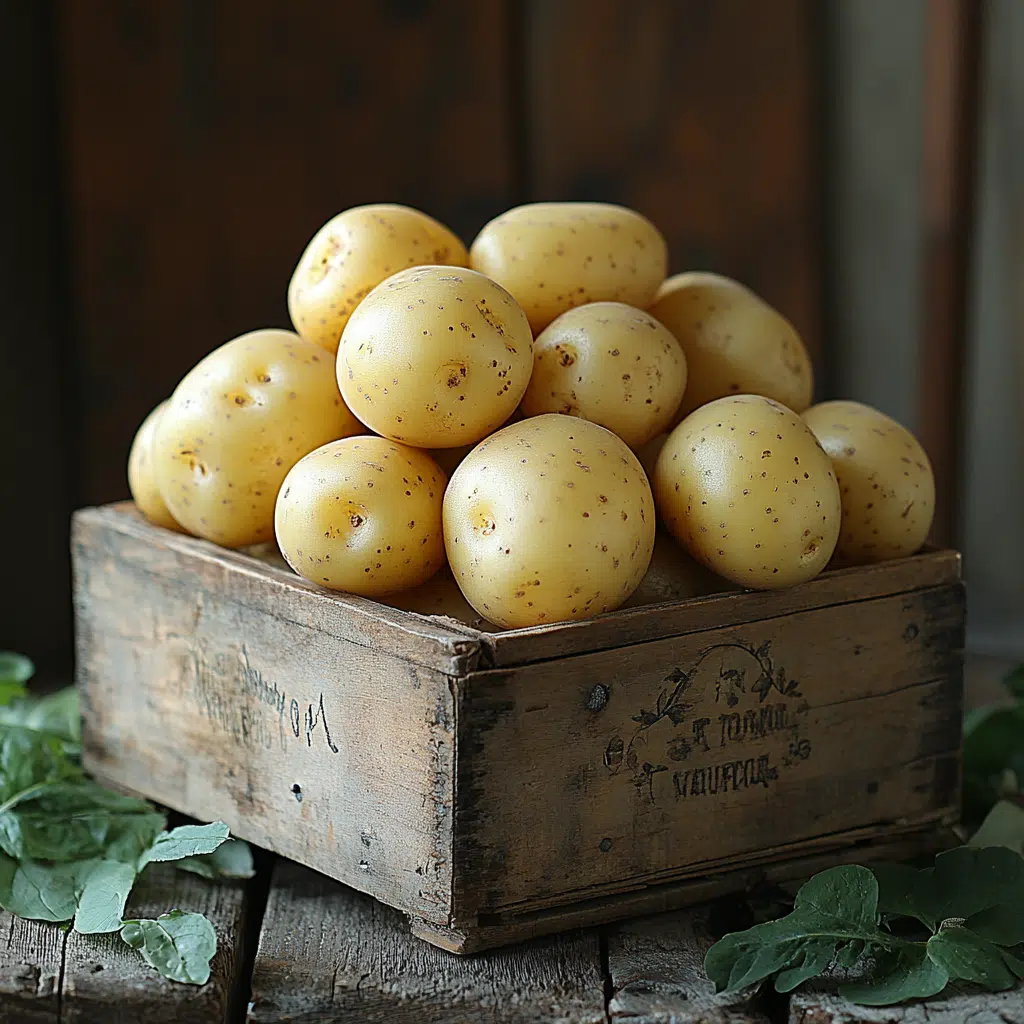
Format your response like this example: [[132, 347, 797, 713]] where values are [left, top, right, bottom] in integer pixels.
[[412, 824, 955, 953]]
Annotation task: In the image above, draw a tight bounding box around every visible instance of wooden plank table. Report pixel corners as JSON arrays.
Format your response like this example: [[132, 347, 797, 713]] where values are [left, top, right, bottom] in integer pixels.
[[3, 856, 1021, 1024]]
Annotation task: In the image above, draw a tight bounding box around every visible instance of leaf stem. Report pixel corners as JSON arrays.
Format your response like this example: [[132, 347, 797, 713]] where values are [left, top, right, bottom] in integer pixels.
[[0, 781, 60, 816]]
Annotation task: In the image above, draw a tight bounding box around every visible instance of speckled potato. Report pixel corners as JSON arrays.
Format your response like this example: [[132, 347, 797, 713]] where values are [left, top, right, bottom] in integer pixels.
[[444, 414, 655, 628], [338, 265, 533, 448], [275, 437, 446, 596], [469, 203, 668, 333], [649, 272, 813, 422], [635, 433, 669, 481], [288, 204, 468, 354], [153, 329, 361, 548], [802, 400, 935, 565], [622, 530, 734, 608], [127, 401, 186, 533], [379, 568, 499, 631], [654, 395, 841, 589], [520, 302, 687, 448]]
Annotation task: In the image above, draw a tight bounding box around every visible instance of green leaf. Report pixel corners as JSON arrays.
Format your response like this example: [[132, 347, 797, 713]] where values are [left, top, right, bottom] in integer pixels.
[[138, 822, 230, 869], [1000, 946, 1024, 979], [73, 859, 138, 934], [1003, 664, 1024, 700], [963, 705, 1024, 823], [969, 800, 1024, 855], [0, 852, 90, 922], [120, 911, 217, 985], [0, 688, 80, 746], [173, 839, 254, 881], [0, 653, 33, 706], [927, 926, 1017, 991], [872, 862, 936, 930], [704, 866, 894, 994], [841, 946, 948, 1005]]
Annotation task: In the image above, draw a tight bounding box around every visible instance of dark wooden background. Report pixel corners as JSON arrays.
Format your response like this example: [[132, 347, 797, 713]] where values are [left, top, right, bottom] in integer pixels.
[[2, 0, 1005, 682]]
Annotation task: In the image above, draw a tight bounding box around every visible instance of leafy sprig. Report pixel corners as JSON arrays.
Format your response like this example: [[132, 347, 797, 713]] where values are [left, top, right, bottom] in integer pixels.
[[0, 660, 253, 985]]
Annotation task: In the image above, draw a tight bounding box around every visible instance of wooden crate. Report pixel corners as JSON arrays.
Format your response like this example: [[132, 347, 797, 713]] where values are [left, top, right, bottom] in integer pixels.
[[72, 503, 964, 953]]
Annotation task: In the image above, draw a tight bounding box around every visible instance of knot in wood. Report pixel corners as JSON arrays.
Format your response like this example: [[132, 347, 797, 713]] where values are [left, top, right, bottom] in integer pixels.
[[586, 684, 610, 711]]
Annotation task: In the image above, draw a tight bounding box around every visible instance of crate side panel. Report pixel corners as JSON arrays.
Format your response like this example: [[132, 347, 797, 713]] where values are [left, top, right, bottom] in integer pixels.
[[73, 516, 455, 924], [455, 585, 963, 918]]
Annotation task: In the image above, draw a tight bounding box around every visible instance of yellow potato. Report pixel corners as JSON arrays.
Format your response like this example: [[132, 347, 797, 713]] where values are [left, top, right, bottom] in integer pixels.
[[275, 437, 445, 596], [653, 395, 840, 589], [634, 432, 669, 481], [288, 204, 468, 354], [622, 530, 734, 608], [153, 329, 361, 548], [444, 414, 655, 628], [649, 272, 813, 422], [127, 401, 186, 533], [802, 400, 935, 565], [520, 302, 687, 448], [338, 265, 533, 448], [379, 568, 499, 631], [469, 202, 667, 333]]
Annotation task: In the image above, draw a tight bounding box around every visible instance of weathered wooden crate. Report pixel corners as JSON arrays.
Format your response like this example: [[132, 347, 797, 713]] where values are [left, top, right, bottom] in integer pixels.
[[72, 503, 964, 953]]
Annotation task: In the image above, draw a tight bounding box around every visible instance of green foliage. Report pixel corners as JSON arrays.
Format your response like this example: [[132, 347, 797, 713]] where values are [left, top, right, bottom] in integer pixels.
[[0, 660, 250, 985]]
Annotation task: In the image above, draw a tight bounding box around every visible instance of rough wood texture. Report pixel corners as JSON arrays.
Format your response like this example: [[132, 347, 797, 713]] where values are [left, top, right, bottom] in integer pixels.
[[525, 0, 823, 369], [607, 906, 769, 1023], [453, 586, 963, 920], [0, 864, 249, 1024], [249, 858, 606, 1024], [74, 506, 459, 926], [790, 982, 1024, 1023], [76, 503, 964, 954]]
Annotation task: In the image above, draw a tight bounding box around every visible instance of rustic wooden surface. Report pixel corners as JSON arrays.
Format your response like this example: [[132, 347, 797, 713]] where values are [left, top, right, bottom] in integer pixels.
[[0, 864, 249, 1024]]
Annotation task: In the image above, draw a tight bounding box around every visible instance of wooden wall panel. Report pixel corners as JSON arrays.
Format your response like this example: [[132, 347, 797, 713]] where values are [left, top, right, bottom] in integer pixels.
[[0, 0, 74, 681], [58, 0, 517, 506], [524, 0, 824, 374]]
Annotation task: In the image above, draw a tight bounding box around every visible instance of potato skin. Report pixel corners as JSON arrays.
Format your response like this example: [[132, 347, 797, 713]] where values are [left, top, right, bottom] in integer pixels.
[[275, 437, 445, 596], [443, 414, 655, 628], [153, 329, 361, 548], [654, 395, 840, 589], [520, 302, 687, 448], [469, 203, 668, 333], [379, 567, 499, 631], [338, 265, 533, 448], [288, 204, 468, 354], [127, 401, 186, 533], [649, 272, 813, 422], [802, 400, 935, 565], [622, 530, 734, 608]]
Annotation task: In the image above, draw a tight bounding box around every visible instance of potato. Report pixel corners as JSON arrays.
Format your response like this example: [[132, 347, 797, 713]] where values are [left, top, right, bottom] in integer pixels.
[[802, 400, 935, 565], [653, 395, 840, 589], [153, 329, 361, 548], [127, 401, 186, 533], [648, 272, 813, 422], [288, 204, 468, 354], [275, 437, 445, 596], [443, 414, 655, 628], [469, 202, 668, 333], [338, 265, 533, 448], [379, 568, 499, 631], [635, 432, 669, 480], [520, 302, 687, 448], [622, 530, 734, 608]]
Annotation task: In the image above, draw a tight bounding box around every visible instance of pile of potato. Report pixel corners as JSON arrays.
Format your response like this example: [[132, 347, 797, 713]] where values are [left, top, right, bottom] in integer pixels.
[[129, 202, 935, 630]]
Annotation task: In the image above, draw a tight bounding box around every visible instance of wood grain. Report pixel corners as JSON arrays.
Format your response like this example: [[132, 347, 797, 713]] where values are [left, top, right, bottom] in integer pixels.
[[607, 906, 769, 1023], [249, 858, 606, 1023], [0, 864, 249, 1024], [74, 508, 459, 925], [526, 0, 823, 369], [454, 585, 963, 918], [58, 0, 517, 509]]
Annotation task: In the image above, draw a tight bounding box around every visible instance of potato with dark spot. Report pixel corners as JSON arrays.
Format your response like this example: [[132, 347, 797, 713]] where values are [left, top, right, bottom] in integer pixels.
[[653, 395, 840, 589], [288, 205, 468, 354], [803, 400, 934, 565], [127, 401, 187, 533], [338, 265, 533, 448], [443, 414, 655, 628], [649, 272, 813, 422], [153, 329, 362, 548], [275, 437, 446, 596], [520, 302, 687, 448], [469, 203, 668, 333], [622, 530, 735, 608]]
